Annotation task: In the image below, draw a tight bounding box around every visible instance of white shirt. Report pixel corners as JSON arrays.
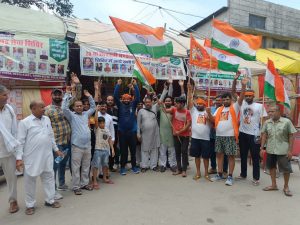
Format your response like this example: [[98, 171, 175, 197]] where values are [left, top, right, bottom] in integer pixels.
[[17, 114, 58, 177], [239, 101, 268, 136], [214, 102, 240, 137], [97, 112, 115, 141], [191, 107, 211, 141], [0, 105, 13, 158]]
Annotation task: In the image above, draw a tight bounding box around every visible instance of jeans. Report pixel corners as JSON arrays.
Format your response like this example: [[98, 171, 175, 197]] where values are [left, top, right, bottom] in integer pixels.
[[239, 132, 260, 180], [119, 131, 137, 169], [174, 136, 189, 172], [53, 143, 71, 187], [210, 139, 228, 172]]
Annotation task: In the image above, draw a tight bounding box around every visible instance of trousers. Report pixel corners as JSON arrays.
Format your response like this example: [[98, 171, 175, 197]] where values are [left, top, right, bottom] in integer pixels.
[[141, 148, 158, 169], [239, 132, 260, 180], [24, 170, 55, 208], [174, 136, 189, 172], [71, 145, 91, 190], [159, 144, 176, 168], [119, 131, 137, 169], [0, 155, 17, 203]]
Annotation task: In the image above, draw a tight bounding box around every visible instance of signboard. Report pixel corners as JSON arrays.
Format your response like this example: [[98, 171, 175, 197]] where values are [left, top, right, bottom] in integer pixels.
[[80, 45, 186, 80], [191, 66, 251, 91], [0, 33, 68, 81]]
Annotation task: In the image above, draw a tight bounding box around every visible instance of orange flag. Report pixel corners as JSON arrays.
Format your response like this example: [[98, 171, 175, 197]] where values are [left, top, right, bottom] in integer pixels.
[[189, 34, 218, 69], [135, 58, 156, 85]]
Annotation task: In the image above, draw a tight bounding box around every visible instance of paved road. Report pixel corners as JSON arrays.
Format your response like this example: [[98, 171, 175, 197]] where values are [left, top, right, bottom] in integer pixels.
[[0, 161, 299, 225]]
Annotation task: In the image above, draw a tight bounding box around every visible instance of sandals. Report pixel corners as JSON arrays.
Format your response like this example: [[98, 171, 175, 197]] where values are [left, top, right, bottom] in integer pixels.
[[205, 175, 213, 182], [74, 189, 82, 195], [44, 201, 61, 208], [181, 171, 187, 177], [81, 185, 93, 191], [193, 175, 201, 180], [25, 207, 35, 215], [93, 183, 100, 190], [283, 189, 293, 197], [172, 171, 182, 176], [263, 186, 278, 191], [104, 180, 114, 184], [9, 201, 19, 213]]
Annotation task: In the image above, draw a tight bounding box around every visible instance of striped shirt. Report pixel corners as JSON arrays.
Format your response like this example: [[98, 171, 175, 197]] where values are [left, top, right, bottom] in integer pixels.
[[45, 104, 71, 145]]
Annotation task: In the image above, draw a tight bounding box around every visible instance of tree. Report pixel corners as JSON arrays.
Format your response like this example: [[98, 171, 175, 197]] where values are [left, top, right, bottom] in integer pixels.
[[1, 0, 73, 17]]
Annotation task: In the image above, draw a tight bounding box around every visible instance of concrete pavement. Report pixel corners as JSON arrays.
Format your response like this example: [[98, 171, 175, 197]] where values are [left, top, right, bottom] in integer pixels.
[[0, 161, 299, 225]]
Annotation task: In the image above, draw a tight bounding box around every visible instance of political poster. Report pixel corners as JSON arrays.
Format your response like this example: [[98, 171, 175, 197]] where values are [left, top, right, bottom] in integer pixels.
[[0, 33, 68, 81], [191, 66, 250, 91], [80, 45, 186, 80]]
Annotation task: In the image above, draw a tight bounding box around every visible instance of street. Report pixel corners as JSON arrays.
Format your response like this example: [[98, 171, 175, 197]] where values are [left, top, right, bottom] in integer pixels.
[[0, 160, 299, 225]]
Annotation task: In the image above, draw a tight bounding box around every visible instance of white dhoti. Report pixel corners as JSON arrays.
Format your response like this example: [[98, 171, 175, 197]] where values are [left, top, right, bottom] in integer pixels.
[[24, 170, 55, 208], [0, 155, 17, 203], [159, 144, 177, 168], [141, 148, 158, 169]]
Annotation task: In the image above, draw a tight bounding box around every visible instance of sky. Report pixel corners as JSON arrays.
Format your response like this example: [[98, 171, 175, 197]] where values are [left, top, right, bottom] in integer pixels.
[[71, 0, 300, 31]]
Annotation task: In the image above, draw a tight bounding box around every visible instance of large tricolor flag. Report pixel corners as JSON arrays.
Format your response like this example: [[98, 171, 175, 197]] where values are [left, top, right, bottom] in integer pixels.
[[212, 19, 262, 61], [264, 59, 290, 108], [204, 39, 240, 72], [110, 16, 173, 58], [189, 34, 218, 69], [133, 58, 156, 86]]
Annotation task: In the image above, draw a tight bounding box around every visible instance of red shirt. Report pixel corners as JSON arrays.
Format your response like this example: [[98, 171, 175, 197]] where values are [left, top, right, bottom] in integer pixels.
[[171, 107, 191, 137]]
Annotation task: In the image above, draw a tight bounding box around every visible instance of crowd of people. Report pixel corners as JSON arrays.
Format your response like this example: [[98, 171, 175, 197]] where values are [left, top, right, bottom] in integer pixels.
[[0, 72, 297, 215]]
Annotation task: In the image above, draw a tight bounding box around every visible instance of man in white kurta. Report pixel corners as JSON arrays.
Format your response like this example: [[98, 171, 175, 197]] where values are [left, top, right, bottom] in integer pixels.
[[17, 100, 62, 214]]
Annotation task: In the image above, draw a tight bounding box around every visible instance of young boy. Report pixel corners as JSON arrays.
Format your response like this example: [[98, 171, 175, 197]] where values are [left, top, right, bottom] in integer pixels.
[[92, 116, 115, 189]]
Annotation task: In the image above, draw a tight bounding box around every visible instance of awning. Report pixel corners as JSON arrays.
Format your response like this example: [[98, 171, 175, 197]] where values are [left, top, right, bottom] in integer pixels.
[[257, 48, 300, 74]]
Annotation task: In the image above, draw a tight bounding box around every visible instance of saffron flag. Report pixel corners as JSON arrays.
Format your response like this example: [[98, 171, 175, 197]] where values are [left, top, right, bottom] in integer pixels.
[[264, 59, 290, 108], [110, 16, 173, 58], [134, 58, 156, 85], [204, 39, 240, 72], [212, 19, 262, 61], [189, 35, 218, 69]]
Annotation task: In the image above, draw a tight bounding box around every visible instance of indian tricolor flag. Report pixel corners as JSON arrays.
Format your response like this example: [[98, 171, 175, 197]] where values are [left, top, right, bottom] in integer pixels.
[[204, 39, 240, 72], [212, 19, 262, 61], [110, 16, 173, 58], [133, 58, 156, 86], [264, 59, 290, 108]]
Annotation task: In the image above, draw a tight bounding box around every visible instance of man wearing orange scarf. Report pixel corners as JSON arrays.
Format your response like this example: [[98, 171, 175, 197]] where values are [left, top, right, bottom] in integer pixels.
[[207, 77, 247, 186]]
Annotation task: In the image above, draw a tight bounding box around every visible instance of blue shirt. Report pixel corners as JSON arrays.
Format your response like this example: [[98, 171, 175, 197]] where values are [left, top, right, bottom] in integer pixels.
[[114, 84, 140, 133], [62, 94, 96, 149]]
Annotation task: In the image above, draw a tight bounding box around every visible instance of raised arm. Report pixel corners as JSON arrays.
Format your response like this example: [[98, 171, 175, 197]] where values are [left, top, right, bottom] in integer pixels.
[[187, 82, 194, 110], [179, 80, 186, 97], [94, 79, 102, 103], [232, 71, 240, 97], [113, 79, 122, 107], [168, 78, 173, 97], [84, 90, 96, 117], [132, 79, 140, 106], [61, 86, 74, 122], [238, 77, 248, 106]]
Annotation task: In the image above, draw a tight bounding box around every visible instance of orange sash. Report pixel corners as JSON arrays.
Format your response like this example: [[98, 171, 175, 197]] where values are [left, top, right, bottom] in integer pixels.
[[215, 105, 239, 142]]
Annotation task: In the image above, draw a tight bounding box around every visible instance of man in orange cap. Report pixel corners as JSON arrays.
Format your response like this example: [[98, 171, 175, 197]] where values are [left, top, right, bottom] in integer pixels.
[[187, 83, 212, 181]]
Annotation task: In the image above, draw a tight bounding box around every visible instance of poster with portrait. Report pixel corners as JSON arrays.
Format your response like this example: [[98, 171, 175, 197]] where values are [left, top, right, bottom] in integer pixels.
[[191, 66, 250, 91], [80, 45, 186, 80], [0, 33, 68, 81]]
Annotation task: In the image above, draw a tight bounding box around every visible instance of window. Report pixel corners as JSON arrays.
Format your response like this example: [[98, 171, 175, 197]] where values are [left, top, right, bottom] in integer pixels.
[[249, 14, 266, 30], [272, 39, 289, 49], [262, 37, 267, 48]]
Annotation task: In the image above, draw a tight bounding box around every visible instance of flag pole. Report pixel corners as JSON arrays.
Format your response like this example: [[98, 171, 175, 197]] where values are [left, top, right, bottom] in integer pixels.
[[208, 16, 214, 107]]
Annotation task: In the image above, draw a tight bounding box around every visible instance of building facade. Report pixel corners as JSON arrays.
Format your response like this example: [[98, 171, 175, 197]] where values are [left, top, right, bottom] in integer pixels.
[[186, 0, 300, 52]]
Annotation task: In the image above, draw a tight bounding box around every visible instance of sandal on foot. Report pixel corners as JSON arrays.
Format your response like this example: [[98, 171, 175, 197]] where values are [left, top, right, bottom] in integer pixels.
[[9, 201, 19, 213], [74, 189, 82, 195], [25, 207, 35, 215], [263, 186, 278, 191], [193, 175, 201, 180], [45, 201, 61, 208], [93, 183, 100, 190], [205, 175, 213, 182], [283, 189, 293, 197], [172, 171, 182, 176], [81, 185, 93, 191], [182, 172, 187, 177], [104, 180, 114, 184]]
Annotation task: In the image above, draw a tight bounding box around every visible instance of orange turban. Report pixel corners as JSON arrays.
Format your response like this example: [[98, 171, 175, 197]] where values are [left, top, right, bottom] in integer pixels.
[[196, 98, 207, 106], [245, 91, 255, 96], [122, 94, 132, 100]]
